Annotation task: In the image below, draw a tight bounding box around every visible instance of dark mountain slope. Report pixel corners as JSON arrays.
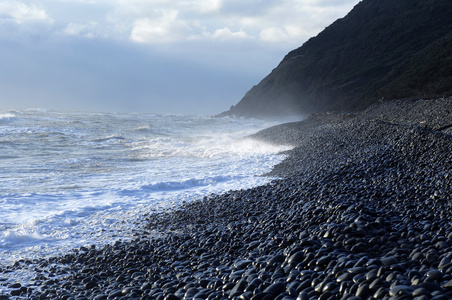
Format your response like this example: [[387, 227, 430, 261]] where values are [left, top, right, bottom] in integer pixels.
[[221, 0, 452, 119]]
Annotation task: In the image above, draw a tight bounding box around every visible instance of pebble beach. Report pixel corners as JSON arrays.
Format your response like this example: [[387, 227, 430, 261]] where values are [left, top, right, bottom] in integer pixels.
[[2, 97, 452, 300]]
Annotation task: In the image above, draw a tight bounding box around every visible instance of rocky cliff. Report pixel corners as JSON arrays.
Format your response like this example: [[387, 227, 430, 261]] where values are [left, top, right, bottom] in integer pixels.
[[221, 0, 452, 119]]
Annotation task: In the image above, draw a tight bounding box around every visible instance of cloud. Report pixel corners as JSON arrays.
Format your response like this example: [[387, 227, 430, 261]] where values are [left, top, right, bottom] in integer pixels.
[[212, 27, 249, 41], [189, 0, 223, 14], [0, 1, 53, 25], [0, 1, 54, 32], [130, 10, 194, 44], [124, 0, 359, 45], [0, 0, 358, 46], [63, 21, 100, 38], [0, 0, 362, 114]]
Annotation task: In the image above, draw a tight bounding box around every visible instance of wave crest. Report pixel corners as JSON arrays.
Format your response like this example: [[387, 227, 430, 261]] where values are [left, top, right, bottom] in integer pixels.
[[0, 230, 43, 247]]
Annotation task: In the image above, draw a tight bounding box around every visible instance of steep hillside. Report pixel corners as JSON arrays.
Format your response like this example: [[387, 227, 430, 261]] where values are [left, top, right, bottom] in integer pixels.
[[221, 0, 452, 119]]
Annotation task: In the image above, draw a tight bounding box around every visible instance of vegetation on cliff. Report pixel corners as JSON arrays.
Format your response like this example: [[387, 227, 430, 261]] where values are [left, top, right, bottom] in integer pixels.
[[222, 0, 452, 118]]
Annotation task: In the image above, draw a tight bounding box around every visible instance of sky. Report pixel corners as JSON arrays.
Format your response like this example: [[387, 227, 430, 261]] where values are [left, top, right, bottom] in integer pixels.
[[0, 0, 360, 115]]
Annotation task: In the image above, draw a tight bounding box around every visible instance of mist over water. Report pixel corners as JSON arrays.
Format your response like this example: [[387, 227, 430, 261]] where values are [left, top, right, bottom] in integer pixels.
[[0, 110, 291, 271]]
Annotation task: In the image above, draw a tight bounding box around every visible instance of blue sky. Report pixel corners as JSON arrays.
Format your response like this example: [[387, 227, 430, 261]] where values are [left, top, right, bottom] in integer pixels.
[[0, 0, 360, 115]]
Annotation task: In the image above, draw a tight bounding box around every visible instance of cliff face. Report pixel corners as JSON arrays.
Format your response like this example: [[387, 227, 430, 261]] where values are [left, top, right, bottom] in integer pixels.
[[222, 0, 452, 119]]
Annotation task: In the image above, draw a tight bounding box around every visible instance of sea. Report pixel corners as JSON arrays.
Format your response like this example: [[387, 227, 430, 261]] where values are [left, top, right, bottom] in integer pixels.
[[0, 109, 291, 285]]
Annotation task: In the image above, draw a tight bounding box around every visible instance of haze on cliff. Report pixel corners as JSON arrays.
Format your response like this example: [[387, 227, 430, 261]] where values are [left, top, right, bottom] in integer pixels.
[[0, 0, 359, 115]]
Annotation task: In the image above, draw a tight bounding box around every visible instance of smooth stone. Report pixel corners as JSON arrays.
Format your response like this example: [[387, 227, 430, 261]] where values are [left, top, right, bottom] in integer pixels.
[[10, 289, 22, 296], [235, 260, 253, 269], [287, 252, 304, 268], [431, 295, 449, 300], [439, 257, 451, 269], [412, 287, 430, 297], [373, 287, 388, 298], [337, 272, 354, 283], [268, 255, 285, 266], [185, 287, 200, 296], [443, 279, 452, 289], [263, 282, 285, 296], [8, 283, 21, 289], [435, 241, 448, 250], [426, 270, 443, 280], [368, 278, 383, 291], [420, 282, 442, 293], [108, 289, 123, 298], [317, 255, 332, 267], [193, 291, 208, 299], [230, 279, 247, 296], [85, 281, 98, 289], [381, 256, 398, 267], [296, 291, 309, 300], [296, 279, 312, 293], [366, 269, 378, 282], [353, 275, 365, 284], [347, 267, 364, 274], [222, 283, 235, 291], [389, 285, 414, 297], [239, 291, 253, 300], [261, 294, 275, 300], [322, 282, 338, 292], [250, 293, 271, 300], [356, 283, 369, 298], [287, 270, 300, 283]]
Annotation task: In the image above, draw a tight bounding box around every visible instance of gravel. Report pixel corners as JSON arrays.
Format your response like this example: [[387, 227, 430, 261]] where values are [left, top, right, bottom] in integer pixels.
[[2, 97, 452, 300]]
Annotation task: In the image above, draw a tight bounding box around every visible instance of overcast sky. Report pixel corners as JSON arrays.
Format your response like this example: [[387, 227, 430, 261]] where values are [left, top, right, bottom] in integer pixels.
[[0, 0, 360, 115]]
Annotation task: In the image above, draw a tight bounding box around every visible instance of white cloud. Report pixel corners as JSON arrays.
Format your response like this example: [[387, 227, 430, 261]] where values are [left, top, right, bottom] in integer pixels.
[[212, 27, 249, 41], [0, 0, 360, 44], [260, 27, 287, 43], [260, 25, 305, 43], [130, 10, 193, 44], [23, 0, 358, 45], [63, 21, 100, 38], [193, 0, 223, 13], [0, 0, 53, 25]]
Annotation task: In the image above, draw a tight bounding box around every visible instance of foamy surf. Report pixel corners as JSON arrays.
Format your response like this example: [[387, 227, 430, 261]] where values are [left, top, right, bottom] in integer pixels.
[[0, 110, 292, 286]]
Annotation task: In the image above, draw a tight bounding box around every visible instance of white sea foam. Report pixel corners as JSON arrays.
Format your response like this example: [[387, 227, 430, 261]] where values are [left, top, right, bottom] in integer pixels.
[[1, 230, 44, 247], [0, 110, 293, 286], [0, 112, 16, 123]]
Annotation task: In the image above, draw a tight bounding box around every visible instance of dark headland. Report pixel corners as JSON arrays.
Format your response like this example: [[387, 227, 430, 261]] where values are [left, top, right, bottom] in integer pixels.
[[219, 0, 452, 119], [2, 0, 452, 299]]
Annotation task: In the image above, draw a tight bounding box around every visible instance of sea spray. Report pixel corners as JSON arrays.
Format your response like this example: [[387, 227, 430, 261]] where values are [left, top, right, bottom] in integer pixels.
[[0, 110, 292, 270]]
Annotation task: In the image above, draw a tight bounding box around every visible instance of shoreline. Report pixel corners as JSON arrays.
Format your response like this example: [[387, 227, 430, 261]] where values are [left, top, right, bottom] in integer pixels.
[[2, 97, 452, 299]]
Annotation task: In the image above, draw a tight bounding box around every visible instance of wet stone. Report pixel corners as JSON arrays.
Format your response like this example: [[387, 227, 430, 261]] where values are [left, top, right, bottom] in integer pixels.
[[389, 285, 414, 297], [263, 282, 285, 296], [10, 289, 22, 296], [8, 283, 21, 289], [268, 255, 285, 266], [413, 287, 430, 297], [426, 270, 443, 281], [381, 257, 398, 267], [337, 272, 354, 283], [420, 282, 442, 293], [235, 260, 254, 269], [287, 251, 304, 268]]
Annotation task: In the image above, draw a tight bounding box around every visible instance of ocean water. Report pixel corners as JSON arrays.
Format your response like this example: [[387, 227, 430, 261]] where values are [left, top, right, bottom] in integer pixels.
[[0, 109, 291, 271]]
